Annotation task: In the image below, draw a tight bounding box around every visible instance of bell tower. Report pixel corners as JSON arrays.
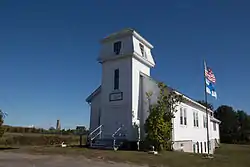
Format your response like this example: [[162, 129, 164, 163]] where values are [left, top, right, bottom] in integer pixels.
[[98, 28, 155, 140]]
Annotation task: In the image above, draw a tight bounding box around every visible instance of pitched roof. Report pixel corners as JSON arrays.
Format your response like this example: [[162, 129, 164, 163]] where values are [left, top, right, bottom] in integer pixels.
[[140, 73, 214, 114], [85, 86, 101, 103]]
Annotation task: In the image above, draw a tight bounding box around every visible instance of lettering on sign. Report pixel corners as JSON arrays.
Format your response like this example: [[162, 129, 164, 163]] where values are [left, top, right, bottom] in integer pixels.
[[109, 92, 123, 101]]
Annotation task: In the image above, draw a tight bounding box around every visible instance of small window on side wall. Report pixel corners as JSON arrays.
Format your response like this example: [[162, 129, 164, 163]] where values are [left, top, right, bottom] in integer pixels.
[[184, 108, 187, 125], [114, 69, 119, 90], [180, 107, 183, 125], [114, 41, 122, 55]]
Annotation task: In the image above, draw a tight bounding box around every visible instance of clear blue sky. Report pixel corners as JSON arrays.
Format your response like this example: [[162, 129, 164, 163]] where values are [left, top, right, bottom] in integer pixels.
[[0, 0, 249, 129]]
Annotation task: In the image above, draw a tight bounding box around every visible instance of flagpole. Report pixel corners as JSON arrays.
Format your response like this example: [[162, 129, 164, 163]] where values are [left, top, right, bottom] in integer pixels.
[[204, 60, 210, 156]]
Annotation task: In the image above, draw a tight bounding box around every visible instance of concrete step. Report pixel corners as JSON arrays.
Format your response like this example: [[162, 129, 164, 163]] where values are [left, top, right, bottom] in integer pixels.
[[90, 138, 126, 150]]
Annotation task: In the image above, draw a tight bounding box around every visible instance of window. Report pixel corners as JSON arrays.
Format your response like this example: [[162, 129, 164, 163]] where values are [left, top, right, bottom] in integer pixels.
[[203, 115, 205, 128], [180, 107, 183, 125], [196, 113, 199, 127], [114, 41, 122, 55], [209, 141, 211, 150], [139, 43, 145, 57], [180, 107, 187, 125], [114, 69, 119, 90], [193, 112, 196, 127], [197, 142, 199, 153], [184, 108, 187, 125], [204, 142, 207, 153], [203, 115, 207, 128], [213, 122, 217, 131], [193, 111, 199, 127], [200, 142, 203, 153]]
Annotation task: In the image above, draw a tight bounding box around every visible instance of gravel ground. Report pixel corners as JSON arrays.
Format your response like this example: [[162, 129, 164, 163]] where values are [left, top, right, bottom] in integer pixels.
[[0, 152, 146, 167]]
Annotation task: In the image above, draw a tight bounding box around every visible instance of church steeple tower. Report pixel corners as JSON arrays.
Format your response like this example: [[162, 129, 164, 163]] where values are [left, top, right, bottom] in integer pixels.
[[97, 28, 155, 140], [98, 28, 155, 68]]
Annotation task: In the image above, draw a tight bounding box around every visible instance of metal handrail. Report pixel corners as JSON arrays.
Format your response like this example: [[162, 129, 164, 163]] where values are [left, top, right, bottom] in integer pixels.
[[112, 125, 123, 138], [91, 131, 102, 141], [88, 125, 103, 147], [89, 124, 103, 137], [112, 125, 124, 149]]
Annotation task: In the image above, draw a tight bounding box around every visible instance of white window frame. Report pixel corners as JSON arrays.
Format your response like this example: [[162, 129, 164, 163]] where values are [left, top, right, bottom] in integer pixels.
[[184, 108, 187, 125], [203, 114, 208, 128], [196, 112, 199, 127], [193, 111, 196, 127], [193, 111, 199, 127], [180, 107, 183, 125]]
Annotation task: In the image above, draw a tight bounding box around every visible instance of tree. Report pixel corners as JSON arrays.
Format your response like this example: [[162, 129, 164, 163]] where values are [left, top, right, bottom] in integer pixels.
[[236, 110, 250, 143], [144, 82, 183, 151], [196, 100, 214, 110], [214, 105, 250, 144], [214, 105, 239, 143], [0, 110, 6, 137]]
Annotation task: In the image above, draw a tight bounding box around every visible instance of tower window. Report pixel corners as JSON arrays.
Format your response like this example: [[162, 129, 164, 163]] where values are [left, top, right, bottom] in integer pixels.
[[114, 41, 122, 55], [139, 43, 146, 57], [114, 69, 119, 90]]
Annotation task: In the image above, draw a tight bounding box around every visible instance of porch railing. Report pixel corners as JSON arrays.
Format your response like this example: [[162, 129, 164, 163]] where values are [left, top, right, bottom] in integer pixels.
[[88, 124, 103, 147]]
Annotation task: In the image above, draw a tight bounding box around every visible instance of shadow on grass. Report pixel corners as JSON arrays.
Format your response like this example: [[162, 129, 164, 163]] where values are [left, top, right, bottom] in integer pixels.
[[0, 147, 19, 150], [69, 144, 88, 148]]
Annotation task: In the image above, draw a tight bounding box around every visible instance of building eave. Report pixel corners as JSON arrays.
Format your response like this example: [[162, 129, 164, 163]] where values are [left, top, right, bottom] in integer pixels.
[[174, 91, 214, 114], [133, 52, 155, 68], [140, 73, 215, 114], [210, 117, 221, 124], [100, 28, 153, 49], [86, 86, 101, 103]]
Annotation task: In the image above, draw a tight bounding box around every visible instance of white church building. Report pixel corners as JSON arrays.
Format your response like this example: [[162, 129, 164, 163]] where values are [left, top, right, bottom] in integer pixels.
[[86, 28, 220, 154]]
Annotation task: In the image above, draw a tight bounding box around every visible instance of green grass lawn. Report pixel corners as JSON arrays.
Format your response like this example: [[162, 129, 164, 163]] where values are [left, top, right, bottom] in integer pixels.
[[2, 144, 250, 167]]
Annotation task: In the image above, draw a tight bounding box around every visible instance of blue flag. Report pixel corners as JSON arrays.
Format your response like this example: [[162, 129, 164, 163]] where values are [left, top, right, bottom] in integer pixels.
[[205, 78, 217, 99], [204, 61, 217, 99]]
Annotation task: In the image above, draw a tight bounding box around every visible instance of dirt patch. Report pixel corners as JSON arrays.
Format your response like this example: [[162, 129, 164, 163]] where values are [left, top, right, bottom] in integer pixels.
[[0, 152, 145, 167]]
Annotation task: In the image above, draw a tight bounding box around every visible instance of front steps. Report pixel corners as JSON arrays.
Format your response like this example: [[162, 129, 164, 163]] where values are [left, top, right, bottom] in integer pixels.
[[90, 138, 126, 150]]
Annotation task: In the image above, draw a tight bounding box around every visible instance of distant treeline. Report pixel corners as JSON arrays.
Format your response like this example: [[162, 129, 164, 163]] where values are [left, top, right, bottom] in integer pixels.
[[215, 105, 250, 144], [197, 101, 250, 144], [2, 125, 89, 135]]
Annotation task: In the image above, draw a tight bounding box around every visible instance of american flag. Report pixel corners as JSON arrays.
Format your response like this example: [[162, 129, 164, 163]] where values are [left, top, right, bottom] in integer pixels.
[[204, 61, 216, 83]]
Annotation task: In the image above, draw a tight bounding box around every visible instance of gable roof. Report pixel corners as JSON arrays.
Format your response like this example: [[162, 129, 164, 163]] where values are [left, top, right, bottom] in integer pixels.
[[86, 86, 101, 103]]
